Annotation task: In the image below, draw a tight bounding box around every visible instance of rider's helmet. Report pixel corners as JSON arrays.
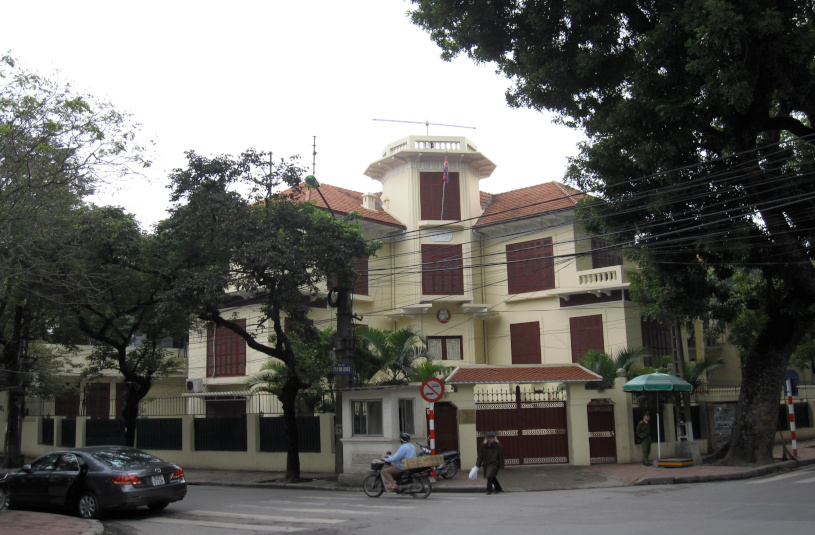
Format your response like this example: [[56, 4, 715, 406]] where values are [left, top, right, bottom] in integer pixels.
[[399, 432, 410, 443]]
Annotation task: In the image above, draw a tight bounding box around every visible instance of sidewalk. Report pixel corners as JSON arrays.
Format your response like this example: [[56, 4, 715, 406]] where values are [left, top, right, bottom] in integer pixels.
[[2, 439, 812, 534], [183, 438, 815, 492], [0, 510, 101, 535]]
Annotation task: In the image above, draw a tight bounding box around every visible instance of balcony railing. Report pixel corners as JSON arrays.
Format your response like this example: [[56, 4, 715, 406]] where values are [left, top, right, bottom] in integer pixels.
[[577, 265, 630, 289]]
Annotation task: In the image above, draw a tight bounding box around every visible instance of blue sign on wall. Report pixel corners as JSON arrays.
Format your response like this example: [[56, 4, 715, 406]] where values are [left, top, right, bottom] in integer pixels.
[[333, 361, 353, 375]]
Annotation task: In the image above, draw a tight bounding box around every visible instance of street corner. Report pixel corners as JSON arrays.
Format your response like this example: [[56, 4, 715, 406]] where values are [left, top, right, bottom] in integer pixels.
[[0, 510, 103, 535]]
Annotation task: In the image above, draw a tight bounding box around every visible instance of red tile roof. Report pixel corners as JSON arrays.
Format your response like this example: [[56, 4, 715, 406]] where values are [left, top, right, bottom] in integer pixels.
[[476, 182, 584, 228], [285, 182, 405, 229], [445, 365, 601, 384]]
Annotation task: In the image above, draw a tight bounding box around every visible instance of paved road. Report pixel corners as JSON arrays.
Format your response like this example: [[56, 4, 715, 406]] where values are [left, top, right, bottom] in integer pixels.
[[103, 467, 815, 535]]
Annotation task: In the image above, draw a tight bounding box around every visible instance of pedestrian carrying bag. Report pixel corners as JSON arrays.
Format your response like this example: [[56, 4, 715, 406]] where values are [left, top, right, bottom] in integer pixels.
[[468, 466, 478, 480]]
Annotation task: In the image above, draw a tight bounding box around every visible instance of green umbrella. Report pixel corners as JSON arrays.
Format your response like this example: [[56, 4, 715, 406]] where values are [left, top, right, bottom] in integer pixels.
[[622, 373, 693, 392], [623, 373, 693, 459]]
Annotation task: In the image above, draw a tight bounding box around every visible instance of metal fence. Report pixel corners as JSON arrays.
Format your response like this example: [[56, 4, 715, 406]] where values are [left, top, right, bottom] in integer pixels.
[[259, 416, 321, 453], [41, 418, 54, 445], [61, 419, 76, 447], [137, 418, 183, 450], [86, 419, 127, 446], [474, 386, 566, 403], [194, 417, 248, 451], [25, 390, 334, 418]]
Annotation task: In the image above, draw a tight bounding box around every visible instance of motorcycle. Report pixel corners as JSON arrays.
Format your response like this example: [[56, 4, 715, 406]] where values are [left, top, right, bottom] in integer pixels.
[[362, 454, 434, 499], [417, 443, 461, 479]]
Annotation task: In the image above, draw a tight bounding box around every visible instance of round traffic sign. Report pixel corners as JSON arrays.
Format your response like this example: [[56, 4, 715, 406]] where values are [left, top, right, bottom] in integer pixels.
[[420, 377, 445, 402]]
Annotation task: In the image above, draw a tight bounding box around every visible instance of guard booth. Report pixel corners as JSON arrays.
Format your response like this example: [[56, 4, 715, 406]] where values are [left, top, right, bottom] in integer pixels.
[[338, 385, 427, 475]]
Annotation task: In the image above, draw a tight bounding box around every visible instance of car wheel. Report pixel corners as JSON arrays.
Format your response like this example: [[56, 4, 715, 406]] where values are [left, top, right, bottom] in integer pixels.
[[76, 491, 101, 519], [0, 486, 9, 510], [148, 501, 169, 511]]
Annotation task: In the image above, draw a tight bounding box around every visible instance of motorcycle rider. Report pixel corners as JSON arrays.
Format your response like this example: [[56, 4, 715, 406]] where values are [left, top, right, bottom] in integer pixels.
[[381, 432, 417, 491]]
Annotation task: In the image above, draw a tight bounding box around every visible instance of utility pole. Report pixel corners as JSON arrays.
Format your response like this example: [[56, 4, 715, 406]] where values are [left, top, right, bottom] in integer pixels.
[[332, 280, 354, 474], [304, 174, 355, 474]]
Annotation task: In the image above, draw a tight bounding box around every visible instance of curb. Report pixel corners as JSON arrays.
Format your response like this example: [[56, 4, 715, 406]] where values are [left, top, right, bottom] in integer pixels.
[[81, 520, 104, 535], [633, 456, 815, 486]]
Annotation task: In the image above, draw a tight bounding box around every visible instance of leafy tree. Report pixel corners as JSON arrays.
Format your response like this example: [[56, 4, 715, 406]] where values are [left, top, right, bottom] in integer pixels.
[[161, 150, 378, 482], [353, 326, 435, 385], [411, 0, 815, 465], [790, 330, 815, 372], [1, 55, 146, 465], [46, 205, 186, 447]]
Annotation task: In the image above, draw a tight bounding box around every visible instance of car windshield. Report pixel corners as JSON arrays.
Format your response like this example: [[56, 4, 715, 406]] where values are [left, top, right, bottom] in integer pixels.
[[90, 449, 164, 469]]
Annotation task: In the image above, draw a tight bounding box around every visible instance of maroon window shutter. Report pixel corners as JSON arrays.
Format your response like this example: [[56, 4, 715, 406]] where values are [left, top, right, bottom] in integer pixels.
[[510, 322, 542, 364], [570, 315, 605, 363], [591, 238, 623, 269], [56, 389, 80, 419], [353, 256, 369, 296], [422, 244, 464, 295], [84, 383, 110, 419], [506, 238, 554, 293], [207, 319, 247, 377], [640, 316, 672, 367], [420, 172, 460, 221]]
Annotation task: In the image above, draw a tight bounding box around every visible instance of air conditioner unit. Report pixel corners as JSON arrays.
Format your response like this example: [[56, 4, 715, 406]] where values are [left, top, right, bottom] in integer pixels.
[[186, 378, 204, 393]]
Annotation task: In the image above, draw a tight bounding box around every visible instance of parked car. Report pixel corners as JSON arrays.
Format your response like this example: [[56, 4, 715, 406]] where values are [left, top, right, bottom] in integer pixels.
[[0, 446, 187, 519]]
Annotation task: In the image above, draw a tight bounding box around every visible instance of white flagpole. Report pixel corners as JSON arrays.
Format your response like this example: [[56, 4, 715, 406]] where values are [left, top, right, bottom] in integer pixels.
[[440, 181, 446, 220], [657, 394, 662, 459]]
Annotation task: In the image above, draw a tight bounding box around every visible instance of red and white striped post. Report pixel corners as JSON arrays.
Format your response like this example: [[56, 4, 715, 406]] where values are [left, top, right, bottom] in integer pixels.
[[428, 402, 436, 455], [786, 379, 798, 457]]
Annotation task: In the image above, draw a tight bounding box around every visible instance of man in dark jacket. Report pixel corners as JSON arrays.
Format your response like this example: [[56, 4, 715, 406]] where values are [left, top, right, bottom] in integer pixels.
[[636, 411, 652, 466], [476, 431, 505, 495]]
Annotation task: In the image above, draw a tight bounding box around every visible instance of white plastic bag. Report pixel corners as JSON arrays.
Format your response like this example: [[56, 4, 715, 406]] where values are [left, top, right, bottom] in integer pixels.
[[468, 466, 478, 480]]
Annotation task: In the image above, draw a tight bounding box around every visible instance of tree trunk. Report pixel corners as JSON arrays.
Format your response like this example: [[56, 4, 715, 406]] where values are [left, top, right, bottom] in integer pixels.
[[122, 385, 147, 447], [280, 374, 301, 482], [2, 305, 26, 467], [723, 313, 807, 465], [674, 322, 693, 437], [4, 388, 24, 468]]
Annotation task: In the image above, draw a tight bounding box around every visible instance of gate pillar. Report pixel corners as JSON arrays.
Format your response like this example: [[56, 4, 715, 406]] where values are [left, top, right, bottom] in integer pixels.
[[442, 384, 477, 468], [565, 384, 592, 465]]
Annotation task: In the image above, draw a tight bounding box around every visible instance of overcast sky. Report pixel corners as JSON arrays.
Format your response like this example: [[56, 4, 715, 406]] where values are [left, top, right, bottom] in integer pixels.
[[2, 0, 585, 228]]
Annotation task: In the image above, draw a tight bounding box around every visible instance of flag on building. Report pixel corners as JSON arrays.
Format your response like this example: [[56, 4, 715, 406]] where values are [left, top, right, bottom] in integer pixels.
[[443, 153, 449, 183]]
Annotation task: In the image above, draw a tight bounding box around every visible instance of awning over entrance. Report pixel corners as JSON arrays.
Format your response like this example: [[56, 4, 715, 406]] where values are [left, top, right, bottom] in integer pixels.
[[445, 365, 601, 385]]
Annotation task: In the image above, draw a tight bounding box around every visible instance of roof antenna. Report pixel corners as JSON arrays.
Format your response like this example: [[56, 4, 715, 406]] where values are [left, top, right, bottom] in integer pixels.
[[372, 118, 476, 136], [311, 135, 317, 176]]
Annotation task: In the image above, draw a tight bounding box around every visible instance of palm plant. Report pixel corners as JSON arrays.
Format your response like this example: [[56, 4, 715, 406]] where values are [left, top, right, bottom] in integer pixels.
[[247, 359, 288, 398], [354, 326, 435, 385], [685, 357, 724, 391], [579, 346, 650, 391], [579, 350, 618, 391], [246, 329, 335, 415], [409, 360, 449, 383]]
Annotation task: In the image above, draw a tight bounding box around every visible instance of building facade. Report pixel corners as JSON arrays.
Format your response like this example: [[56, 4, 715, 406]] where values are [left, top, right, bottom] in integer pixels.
[[190, 135, 666, 389]]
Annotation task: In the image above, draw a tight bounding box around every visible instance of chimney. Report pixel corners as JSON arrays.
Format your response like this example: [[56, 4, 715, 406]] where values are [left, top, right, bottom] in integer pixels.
[[361, 192, 378, 211]]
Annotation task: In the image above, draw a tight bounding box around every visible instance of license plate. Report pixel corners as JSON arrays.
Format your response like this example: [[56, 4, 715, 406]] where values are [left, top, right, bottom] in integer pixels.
[[152, 475, 165, 486], [429, 477, 436, 483]]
